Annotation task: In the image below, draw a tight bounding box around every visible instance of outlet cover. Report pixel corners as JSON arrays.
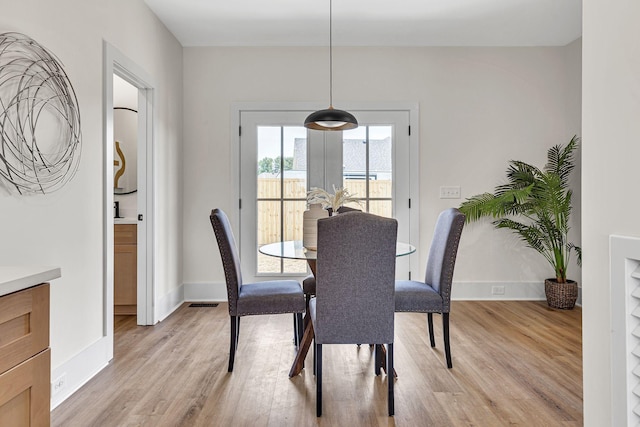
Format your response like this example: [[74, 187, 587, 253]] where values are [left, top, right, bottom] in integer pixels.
[[440, 186, 461, 199], [52, 373, 67, 395], [491, 286, 506, 295]]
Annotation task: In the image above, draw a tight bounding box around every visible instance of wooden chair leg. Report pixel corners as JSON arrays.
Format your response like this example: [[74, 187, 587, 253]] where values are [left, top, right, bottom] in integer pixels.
[[228, 315, 238, 372], [316, 343, 323, 417], [443, 313, 452, 368], [427, 313, 436, 347], [387, 343, 394, 416]]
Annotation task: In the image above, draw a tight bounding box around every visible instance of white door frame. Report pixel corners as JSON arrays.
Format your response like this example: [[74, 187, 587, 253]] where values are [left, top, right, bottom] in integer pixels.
[[231, 102, 420, 280], [103, 42, 155, 358]]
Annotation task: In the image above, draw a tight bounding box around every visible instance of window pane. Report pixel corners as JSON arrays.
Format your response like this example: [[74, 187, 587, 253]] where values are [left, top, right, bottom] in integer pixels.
[[257, 200, 281, 245], [256, 126, 307, 275], [369, 200, 392, 218], [283, 200, 304, 241], [282, 200, 307, 273], [257, 126, 282, 199], [369, 126, 392, 198], [283, 127, 307, 199], [258, 252, 281, 274], [342, 125, 393, 214], [283, 258, 307, 274], [343, 179, 366, 204], [257, 200, 281, 274], [342, 126, 367, 184]]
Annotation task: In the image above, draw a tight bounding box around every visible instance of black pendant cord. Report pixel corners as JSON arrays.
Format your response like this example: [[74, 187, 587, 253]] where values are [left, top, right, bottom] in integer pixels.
[[303, 0, 358, 131], [329, 0, 333, 108]]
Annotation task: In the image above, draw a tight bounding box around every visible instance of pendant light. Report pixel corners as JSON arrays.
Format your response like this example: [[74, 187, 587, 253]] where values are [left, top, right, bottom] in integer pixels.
[[304, 0, 358, 131]]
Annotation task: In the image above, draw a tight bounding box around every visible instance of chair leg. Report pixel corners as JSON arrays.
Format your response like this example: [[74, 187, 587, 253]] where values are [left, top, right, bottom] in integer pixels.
[[228, 315, 238, 372], [295, 313, 303, 347], [304, 295, 311, 330], [316, 343, 323, 417], [387, 343, 394, 416], [443, 313, 452, 369], [427, 313, 436, 347], [374, 344, 382, 376]]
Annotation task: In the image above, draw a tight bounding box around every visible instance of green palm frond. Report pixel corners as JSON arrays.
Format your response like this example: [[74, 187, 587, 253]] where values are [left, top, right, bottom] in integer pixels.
[[545, 135, 578, 184], [459, 137, 581, 282]]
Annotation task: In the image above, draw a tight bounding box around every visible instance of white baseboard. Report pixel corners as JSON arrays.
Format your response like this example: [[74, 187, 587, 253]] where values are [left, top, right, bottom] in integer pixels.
[[183, 281, 228, 302], [452, 281, 583, 306], [50, 336, 111, 410], [156, 283, 185, 322], [183, 280, 583, 305]]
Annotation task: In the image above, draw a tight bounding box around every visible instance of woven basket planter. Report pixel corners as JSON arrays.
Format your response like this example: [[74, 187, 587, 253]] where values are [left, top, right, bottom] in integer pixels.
[[544, 279, 578, 310]]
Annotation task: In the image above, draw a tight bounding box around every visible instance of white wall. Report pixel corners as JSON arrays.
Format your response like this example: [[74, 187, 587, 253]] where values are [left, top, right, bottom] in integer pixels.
[[0, 0, 183, 403], [582, 0, 640, 424], [182, 45, 581, 298]]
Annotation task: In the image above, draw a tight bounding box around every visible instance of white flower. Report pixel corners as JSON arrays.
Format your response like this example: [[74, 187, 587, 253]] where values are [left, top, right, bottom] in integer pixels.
[[306, 185, 362, 212]]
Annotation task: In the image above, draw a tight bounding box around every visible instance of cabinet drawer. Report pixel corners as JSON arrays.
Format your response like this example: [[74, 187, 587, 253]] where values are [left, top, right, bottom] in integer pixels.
[[0, 348, 50, 426], [115, 224, 137, 245], [0, 284, 49, 375]]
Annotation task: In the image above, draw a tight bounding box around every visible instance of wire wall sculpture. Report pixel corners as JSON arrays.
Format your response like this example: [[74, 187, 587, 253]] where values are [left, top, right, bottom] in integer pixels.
[[0, 32, 81, 194]]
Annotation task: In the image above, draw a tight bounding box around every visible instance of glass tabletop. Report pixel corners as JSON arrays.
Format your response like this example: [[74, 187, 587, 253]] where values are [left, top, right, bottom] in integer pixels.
[[259, 240, 415, 261]]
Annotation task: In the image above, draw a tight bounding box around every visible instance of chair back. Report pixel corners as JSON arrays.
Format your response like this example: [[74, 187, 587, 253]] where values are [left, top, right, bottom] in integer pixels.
[[315, 212, 397, 344], [424, 208, 465, 312], [210, 208, 243, 316]]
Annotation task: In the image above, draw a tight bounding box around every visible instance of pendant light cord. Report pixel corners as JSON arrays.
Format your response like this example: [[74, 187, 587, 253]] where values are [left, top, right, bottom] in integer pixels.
[[329, 0, 333, 108]]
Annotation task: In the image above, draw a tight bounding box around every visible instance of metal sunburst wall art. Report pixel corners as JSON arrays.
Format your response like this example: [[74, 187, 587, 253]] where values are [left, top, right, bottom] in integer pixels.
[[0, 32, 81, 195]]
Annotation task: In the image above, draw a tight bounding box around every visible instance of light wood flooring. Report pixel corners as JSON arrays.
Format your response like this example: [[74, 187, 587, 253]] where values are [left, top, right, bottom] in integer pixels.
[[51, 301, 582, 426]]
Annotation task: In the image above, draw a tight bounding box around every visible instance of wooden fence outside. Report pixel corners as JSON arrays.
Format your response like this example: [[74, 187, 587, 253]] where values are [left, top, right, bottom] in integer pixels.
[[257, 178, 392, 245]]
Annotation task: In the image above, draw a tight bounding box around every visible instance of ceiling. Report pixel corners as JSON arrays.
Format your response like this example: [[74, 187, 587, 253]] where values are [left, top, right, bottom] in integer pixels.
[[144, 0, 582, 47]]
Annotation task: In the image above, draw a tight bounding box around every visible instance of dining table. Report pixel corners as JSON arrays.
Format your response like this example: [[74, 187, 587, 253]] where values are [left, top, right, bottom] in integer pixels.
[[259, 239, 416, 377]]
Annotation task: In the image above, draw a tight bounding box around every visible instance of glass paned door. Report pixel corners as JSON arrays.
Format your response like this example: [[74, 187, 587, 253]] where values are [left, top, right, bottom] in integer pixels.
[[240, 112, 317, 280], [256, 126, 308, 274], [340, 111, 412, 279], [239, 109, 414, 282]]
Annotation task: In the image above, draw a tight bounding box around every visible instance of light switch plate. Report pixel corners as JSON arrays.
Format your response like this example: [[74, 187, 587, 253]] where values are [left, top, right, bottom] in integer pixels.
[[440, 186, 461, 199]]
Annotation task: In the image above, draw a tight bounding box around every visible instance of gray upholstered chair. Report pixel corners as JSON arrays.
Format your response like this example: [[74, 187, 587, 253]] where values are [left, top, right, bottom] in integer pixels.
[[210, 208, 305, 372], [309, 211, 397, 417], [395, 208, 465, 369], [302, 205, 362, 306]]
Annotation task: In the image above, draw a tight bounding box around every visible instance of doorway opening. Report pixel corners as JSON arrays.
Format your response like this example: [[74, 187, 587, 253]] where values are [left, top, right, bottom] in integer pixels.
[[113, 76, 139, 317], [103, 41, 155, 360]]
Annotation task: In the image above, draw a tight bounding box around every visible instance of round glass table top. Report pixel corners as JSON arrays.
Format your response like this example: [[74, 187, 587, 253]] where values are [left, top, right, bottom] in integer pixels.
[[259, 240, 415, 261]]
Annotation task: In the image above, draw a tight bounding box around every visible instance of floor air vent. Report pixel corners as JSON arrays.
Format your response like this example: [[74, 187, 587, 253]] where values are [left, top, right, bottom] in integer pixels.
[[189, 303, 219, 308]]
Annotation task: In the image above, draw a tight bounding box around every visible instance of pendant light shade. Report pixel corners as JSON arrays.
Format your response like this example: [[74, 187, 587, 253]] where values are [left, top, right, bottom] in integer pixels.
[[304, 0, 358, 131], [304, 107, 358, 131]]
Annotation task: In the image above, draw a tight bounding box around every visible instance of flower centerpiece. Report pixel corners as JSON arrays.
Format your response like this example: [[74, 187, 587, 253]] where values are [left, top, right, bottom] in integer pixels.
[[306, 185, 362, 214], [302, 186, 362, 250]]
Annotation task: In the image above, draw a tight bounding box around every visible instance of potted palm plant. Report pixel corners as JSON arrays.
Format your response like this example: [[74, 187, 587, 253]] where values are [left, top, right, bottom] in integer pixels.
[[458, 136, 582, 309]]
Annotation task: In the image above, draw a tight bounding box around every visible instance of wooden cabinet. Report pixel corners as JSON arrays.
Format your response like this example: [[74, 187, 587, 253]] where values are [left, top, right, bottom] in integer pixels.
[[0, 283, 50, 426], [115, 224, 137, 315]]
